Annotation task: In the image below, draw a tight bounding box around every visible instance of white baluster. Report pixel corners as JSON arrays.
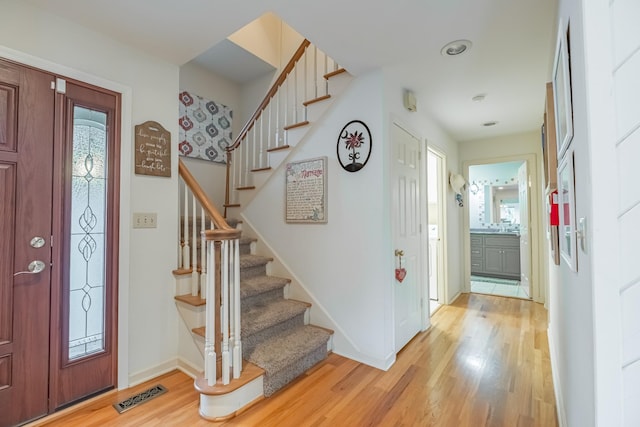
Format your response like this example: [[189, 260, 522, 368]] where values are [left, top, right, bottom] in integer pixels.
[[259, 115, 264, 168], [221, 240, 230, 385], [314, 46, 318, 99], [294, 62, 298, 124], [284, 77, 289, 128], [182, 186, 190, 270], [324, 53, 330, 95], [200, 207, 207, 301], [205, 239, 217, 386], [275, 86, 281, 148], [191, 193, 198, 296], [178, 182, 183, 270], [268, 102, 272, 151], [232, 238, 242, 378]]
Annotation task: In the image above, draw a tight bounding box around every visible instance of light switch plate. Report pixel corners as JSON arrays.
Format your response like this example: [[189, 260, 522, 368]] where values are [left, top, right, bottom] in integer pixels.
[[133, 212, 157, 228], [578, 217, 587, 253]]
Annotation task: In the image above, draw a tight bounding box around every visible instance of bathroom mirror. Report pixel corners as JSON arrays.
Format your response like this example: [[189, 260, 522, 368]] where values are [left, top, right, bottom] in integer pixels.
[[491, 184, 519, 224], [476, 184, 519, 225]]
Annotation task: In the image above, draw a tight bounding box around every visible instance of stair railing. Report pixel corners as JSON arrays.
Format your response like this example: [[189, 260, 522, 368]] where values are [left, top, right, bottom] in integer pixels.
[[178, 159, 242, 386], [224, 39, 341, 215]]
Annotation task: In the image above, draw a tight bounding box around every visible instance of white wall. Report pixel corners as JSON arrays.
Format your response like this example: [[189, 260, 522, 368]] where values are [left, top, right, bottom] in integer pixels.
[[242, 65, 462, 370], [178, 62, 242, 207], [548, 0, 600, 425], [243, 71, 395, 369], [580, 0, 638, 425], [0, 0, 181, 387]]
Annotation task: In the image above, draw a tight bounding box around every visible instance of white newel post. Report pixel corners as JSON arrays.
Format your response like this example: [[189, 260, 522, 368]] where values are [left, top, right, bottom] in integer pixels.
[[221, 239, 230, 385], [232, 238, 242, 378], [204, 239, 217, 386]]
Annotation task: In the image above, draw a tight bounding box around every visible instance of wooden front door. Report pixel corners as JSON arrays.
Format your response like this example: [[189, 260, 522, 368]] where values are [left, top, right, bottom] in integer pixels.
[[0, 58, 56, 427], [0, 59, 119, 426]]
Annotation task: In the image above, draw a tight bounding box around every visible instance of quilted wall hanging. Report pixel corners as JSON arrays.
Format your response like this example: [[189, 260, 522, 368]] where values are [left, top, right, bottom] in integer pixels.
[[178, 90, 232, 164]]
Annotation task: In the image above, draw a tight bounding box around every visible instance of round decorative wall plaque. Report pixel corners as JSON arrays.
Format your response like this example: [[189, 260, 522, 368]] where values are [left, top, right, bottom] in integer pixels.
[[336, 120, 372, 172]]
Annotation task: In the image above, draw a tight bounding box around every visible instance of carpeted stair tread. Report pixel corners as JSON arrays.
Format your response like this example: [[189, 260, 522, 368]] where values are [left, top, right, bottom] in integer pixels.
[[239, 236, 256, 245], [241, 275, 290, 299], [242, 299, 308, 337], [240, 254, 273, 268], [226, 218, 240, 228], [245, 325, 331, 376]]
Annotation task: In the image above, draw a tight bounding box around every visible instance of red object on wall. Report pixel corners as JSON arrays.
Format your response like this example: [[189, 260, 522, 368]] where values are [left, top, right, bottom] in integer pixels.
[[549, 190, 559, 226]]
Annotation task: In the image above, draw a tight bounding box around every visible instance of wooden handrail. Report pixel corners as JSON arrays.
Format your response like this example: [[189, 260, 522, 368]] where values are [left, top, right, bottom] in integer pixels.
[[179, 159, 234, 231], [226, 39, 311, 153], [224, 38, 311, 217]]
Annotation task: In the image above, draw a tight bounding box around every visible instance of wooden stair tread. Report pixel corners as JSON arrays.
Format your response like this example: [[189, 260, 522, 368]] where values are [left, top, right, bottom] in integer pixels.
[[303, 94, 331, 106], [324, 68, 347, 80], [172, 268, 193, 276], [266, 145, 290, 153], [194, 362, 264, 396], [175, 294, 206, 307], [251, 166, 272, 172], [283, 121, 309, 131], [192, 326, 205, 338]]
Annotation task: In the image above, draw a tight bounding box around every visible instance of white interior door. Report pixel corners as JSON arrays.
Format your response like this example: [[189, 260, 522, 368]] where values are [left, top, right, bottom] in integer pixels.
[[392, 123, 423, 352], [518, 161, 531, 297]]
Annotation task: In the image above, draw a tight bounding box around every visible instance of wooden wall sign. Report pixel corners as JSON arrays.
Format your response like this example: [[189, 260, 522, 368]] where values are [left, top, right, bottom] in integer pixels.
[[135, 120, 171, 177]]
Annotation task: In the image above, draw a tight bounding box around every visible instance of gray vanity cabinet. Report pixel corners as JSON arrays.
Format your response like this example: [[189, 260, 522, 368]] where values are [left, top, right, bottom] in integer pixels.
[[470, 233, 520, 280]]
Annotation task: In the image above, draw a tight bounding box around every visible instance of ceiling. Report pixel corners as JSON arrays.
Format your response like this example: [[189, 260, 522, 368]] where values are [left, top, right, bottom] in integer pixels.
[[26, 0, 558, 142]]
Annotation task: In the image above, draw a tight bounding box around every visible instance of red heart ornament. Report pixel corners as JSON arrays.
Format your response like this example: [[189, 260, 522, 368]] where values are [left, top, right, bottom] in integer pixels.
[[395, 268, 407, 283]]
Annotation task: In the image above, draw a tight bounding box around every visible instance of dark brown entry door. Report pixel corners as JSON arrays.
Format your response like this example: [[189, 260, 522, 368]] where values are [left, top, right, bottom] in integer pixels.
[[48, 79, 119, 411], [0, 60, 55, 426], [0, 60, 119, 426]]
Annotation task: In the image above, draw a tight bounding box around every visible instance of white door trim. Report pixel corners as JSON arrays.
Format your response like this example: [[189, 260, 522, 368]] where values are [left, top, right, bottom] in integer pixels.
[[426, 145, 449, 307]]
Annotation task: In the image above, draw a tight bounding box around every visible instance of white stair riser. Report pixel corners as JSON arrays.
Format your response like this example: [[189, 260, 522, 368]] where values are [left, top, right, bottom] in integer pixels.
[[175, 274, 193, 296], [176, 301, 206, 329]]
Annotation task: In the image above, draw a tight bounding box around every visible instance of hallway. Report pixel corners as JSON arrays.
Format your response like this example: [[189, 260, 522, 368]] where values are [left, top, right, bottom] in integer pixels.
[[35, 293, 557, 426]]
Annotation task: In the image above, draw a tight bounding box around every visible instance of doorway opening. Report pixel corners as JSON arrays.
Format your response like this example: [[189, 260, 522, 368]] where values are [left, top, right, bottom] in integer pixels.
[[427, 147, 447, 315], [467, 160, 531, 299]]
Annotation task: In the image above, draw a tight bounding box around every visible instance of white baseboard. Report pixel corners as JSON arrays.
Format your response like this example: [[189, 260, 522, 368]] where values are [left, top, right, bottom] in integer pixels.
[[177, 357, 202, 379], [127, 358, 182, 388], [547, 326, 568, 427]]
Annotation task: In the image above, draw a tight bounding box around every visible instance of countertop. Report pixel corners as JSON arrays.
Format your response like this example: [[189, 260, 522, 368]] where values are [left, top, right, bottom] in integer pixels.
[[470, 230, 520, 236]]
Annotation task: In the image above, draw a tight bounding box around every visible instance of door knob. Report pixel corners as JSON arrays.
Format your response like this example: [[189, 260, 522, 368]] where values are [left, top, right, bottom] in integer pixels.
[[14, 260, 46, 276]]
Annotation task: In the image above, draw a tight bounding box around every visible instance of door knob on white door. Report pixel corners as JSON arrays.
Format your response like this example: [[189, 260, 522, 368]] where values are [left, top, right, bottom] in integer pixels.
[[13, 260, 46, 276]]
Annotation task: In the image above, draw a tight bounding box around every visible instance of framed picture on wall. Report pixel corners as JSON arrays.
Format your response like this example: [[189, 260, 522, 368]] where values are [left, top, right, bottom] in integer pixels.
[[552, 20, 573, 161], [558, 150, 577, 271]]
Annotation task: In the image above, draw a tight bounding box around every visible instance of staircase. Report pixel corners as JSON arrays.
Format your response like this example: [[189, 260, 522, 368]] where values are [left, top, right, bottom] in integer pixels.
[[174, 38, 351, 421], [175, 220, 332, 418]]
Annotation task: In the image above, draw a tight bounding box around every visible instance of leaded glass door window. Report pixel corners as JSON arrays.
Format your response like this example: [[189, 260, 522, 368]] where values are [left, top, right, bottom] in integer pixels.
[[68, 106, 108, 360]]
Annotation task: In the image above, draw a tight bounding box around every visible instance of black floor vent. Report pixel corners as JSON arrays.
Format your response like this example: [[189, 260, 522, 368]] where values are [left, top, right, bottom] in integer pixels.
[[112, 384, 168, 414]]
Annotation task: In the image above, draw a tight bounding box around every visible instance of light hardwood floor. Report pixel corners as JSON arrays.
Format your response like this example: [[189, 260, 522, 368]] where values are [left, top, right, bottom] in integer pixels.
[[32, 293, 557, 427]]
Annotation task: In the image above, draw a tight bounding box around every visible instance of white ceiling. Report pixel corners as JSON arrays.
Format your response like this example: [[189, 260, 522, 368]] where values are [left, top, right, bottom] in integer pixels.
[[26, 0, 558, 142]]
